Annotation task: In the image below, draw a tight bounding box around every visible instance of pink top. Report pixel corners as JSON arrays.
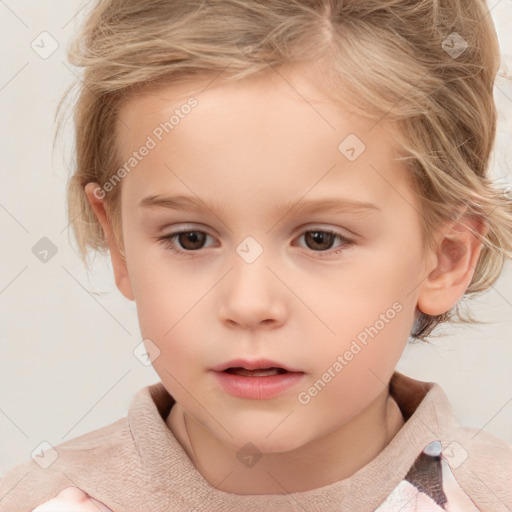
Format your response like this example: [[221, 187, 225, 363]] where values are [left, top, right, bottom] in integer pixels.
[[1, 372, 511, 511]]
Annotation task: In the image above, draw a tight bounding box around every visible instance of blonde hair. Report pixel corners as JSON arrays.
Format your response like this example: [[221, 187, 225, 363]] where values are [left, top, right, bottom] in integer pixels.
[[57, 0, 512, 342]]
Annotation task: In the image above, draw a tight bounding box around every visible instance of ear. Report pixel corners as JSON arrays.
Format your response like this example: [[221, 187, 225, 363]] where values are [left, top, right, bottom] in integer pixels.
[[84, 183, 135, 301], [417, 214, 488, 316]]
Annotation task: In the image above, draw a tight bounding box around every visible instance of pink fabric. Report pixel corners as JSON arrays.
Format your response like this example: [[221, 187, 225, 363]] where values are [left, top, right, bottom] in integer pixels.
[[1, 372, 511, 511]]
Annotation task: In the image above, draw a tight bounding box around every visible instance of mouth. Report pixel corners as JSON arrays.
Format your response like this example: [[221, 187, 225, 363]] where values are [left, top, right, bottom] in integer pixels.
[[211, 358, 304, 375], [211, 361, 305, 400], [223, 367, 289, 377]]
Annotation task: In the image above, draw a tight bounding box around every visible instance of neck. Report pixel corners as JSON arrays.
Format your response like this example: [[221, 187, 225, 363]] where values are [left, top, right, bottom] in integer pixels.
[[167, 387, 405, 495]]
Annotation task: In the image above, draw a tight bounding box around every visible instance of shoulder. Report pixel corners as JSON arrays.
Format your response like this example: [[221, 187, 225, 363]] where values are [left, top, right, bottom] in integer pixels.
[[442, 422, 512, 511], [391, 373, 512, 510], [0, 416, 137, 512]]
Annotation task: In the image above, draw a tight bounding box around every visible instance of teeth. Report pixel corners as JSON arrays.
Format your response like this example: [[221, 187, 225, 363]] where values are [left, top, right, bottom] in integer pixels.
[[227, 367, 284, 377]]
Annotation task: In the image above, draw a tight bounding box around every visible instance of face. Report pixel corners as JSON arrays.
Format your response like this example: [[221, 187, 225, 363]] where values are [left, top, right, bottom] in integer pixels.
[[103, 64, 434, 453]]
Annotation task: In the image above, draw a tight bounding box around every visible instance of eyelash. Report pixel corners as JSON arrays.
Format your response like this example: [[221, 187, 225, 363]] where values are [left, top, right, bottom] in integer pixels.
[[156, 228, 354, 257]]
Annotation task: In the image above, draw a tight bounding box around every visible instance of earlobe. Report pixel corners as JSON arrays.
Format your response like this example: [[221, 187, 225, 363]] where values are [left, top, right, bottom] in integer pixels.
[[417, 216, 487, 316], [84, 183, 135, 302]]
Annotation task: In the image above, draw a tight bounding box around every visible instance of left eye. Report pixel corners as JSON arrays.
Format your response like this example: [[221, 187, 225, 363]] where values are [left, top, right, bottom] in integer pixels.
[[296, 230, 353, 254], [157, 229, 353, 256]]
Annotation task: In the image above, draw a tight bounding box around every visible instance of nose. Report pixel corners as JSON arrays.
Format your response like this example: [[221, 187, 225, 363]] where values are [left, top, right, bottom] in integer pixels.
[[218, 250, 287, 330]]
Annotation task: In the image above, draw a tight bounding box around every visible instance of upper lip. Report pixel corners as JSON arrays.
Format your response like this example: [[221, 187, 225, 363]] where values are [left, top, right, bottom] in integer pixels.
[[211, 358, 303, 373]]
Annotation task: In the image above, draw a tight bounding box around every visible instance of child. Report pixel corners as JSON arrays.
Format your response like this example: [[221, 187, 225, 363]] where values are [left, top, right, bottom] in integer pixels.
[[1, 0, 511, 510]]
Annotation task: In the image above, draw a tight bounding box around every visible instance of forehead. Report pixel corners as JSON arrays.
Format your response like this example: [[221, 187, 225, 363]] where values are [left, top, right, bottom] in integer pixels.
[[116, 63, 401, 152], [114, 65, 416, 216]]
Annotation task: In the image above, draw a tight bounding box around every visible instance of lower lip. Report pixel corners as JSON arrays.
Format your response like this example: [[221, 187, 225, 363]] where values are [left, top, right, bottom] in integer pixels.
[[211, 370, 305, 400]]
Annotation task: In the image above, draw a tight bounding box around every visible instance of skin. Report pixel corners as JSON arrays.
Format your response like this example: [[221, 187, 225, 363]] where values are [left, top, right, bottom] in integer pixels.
[[31, 487, 113, 511], [77, 62, 485, 496]]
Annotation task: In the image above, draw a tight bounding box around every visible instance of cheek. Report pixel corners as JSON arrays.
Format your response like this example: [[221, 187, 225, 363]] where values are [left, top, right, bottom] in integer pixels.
[[126, 255, 212, 368], [318, 247, 419, 336], [124, 239, 186, 329], [306, 242, 420, 377]]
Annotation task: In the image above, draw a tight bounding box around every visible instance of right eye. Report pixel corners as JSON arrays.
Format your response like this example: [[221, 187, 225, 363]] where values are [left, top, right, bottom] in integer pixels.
[[157, 229, 215, 255]]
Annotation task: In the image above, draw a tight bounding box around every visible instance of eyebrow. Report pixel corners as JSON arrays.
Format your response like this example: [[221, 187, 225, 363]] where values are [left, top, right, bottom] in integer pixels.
[[139, 194, 381, 217]]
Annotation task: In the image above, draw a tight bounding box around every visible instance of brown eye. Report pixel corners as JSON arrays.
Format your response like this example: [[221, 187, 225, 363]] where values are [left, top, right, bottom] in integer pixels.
[[304, 231, 336, 251], [295, 229, 354, 256], [176, 231, 207, 250], [158, 230, 213, 255]]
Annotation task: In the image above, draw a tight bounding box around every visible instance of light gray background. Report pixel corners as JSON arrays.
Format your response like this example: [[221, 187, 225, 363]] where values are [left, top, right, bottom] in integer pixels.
[[1, 0, 511, 476]]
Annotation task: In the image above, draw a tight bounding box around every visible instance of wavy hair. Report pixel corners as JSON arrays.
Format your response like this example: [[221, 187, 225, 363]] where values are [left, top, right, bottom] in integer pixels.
[[56, 0, 512, 342]]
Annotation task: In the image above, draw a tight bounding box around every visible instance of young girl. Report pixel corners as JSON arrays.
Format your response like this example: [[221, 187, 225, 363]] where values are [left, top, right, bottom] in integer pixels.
[[1, 0, 511, 510]]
